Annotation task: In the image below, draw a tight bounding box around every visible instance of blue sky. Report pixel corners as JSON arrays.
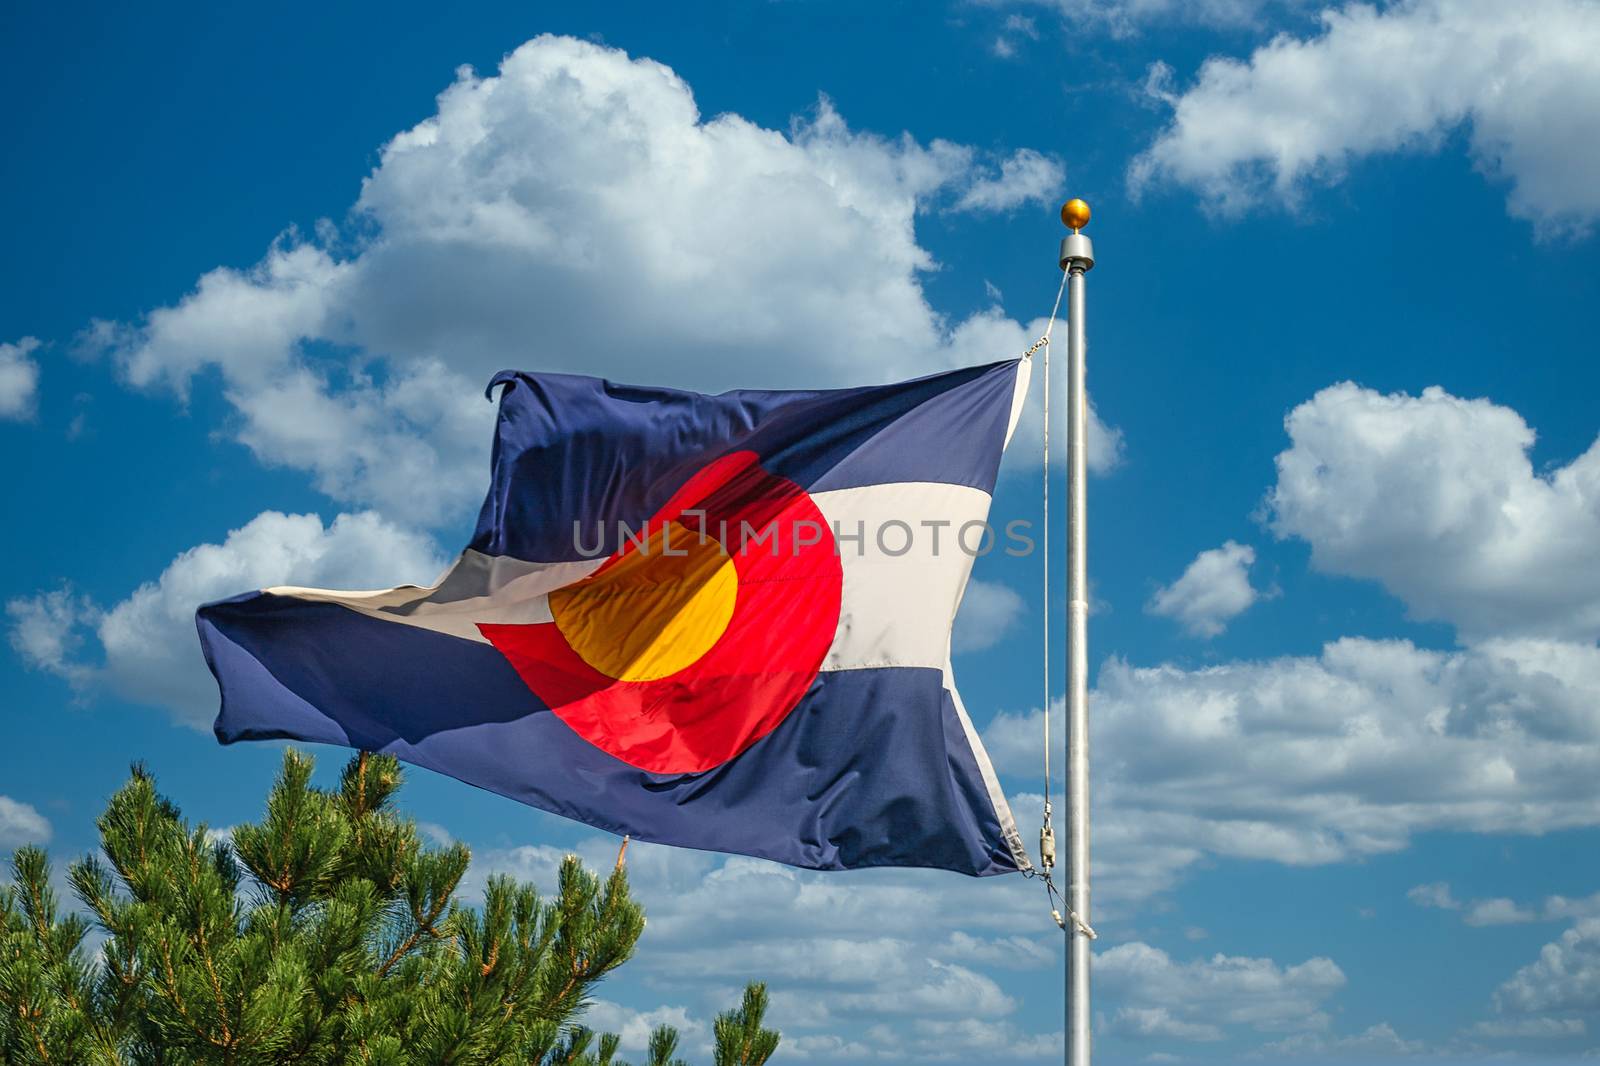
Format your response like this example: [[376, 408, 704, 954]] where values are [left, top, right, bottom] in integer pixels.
[[5, 0, 1600, 1062]]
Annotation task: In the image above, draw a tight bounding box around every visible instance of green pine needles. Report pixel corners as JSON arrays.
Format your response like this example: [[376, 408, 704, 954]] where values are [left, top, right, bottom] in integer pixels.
[[0, 749, 779, 1066]]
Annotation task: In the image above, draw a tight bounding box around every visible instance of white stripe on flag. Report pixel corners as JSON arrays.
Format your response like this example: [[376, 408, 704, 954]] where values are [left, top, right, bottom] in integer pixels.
[[267, 481, 995, 673]]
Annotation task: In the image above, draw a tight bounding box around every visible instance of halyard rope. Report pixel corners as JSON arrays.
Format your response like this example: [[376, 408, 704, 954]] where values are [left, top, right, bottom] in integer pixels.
[[1023, 269, 1096, 940]]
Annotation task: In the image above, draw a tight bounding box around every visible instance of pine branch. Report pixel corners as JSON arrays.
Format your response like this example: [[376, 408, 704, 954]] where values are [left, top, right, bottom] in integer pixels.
[[5, 747, 759, 1065], [713, 983, 780, 1066]]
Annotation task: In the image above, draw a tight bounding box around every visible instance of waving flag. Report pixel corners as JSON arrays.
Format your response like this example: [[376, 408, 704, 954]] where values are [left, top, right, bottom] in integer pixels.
[[198, 360, 1034, 876]]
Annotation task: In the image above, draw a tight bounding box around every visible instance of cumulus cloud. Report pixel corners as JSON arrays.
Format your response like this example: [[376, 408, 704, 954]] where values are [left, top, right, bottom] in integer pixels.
[[1147, 540, 1262, 637], [653, 380, 1592, 949], [1407, 881, 1461, 911], [0, 337, 42, 420], [990, 14, 1040, 59], [1259, 1021, 1426, 1058], [1130, 0, 1600, 235], [1098, 941, 1345, 1041], [580, 1000, 706, 1058], [1464, 898, 1540, 927], [1412, 882, 1600, 927], [985, 636, 1600, 904], [84, 36, 1110, 526], [6, 511, 443, 728], [0, 796, 51, 849], [951, 149, 1064, 213], [1494, 917, 1600, 1017], [471, 822, 1387, 1059], [1459, 915, 1600, 1050], [1545, 893, 1600, 923], [475, 766, 1367, 1058], [1468, 1017, 1587, 1039], [1095, 635, 1600, 851], [985, 380, 1600, 950], [988, 0, 1304, 36], [953, 578, 1028, 653], [1268, 382, 1600, 643], [463, 835, 1065, 1061], [7, 587, 99, 685], [982, 702, 1065, 785], [1112, 1006, 1225, 1042]]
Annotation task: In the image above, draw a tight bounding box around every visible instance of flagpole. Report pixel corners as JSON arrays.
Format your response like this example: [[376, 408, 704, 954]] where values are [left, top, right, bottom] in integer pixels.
[[1059, 198, 1095, 1066]]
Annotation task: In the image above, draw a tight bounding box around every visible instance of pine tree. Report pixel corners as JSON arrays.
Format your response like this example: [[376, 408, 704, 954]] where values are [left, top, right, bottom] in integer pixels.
[[0, 749, 779, 1065], [712, 984, 779, 1066]]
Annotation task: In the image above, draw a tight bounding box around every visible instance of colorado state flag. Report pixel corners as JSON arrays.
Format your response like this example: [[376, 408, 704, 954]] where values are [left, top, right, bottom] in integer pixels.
[[198, 359, 1034, 876]]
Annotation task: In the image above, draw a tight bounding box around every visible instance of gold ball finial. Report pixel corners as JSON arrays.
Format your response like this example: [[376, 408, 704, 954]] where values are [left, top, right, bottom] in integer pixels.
[[1060, 198, 1091, 232]]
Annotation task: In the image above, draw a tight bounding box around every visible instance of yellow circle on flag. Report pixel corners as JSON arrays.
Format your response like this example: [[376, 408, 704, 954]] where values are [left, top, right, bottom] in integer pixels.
[[549, 521, 739, 682]]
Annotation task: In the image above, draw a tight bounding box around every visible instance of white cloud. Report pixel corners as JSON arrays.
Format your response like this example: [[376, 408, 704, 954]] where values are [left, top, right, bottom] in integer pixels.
[[1112, 1006, 1224, 1042], [1268, 383, 1600, 643], [981, 385, 1600, 911], [1130, 0, 1600, 235], [0, 337, 42, 421], [989, 0, 1302, 37], [86, 36, 1108, 526], [893, 1017, 1063, 1062], [1494, 917, 1600, 1016], [1099, 941, 1344, 1041], [985, 636, 1600, 905], [1095, 635, 1600, 847], [1468, 1016, 1586, 1039], [0, 796, 52, 849], [953, 579, 1028, 653], [1547, 892, 1600, 923], [463, 834, 1063, 1060], [6, 511, 443, 728], [225, 360, 493, 528], [415, 821, 455, 847], [1465, 917, 1600, 1047], [1260, 1021, 1426, 1058], [837, 959, 1015, 1018], [7, 588, 98, 685], [952, 149, 1064, 213], [981, 702, 1064, 783], [938, 929, 1055, 969], [1415, 884, 1600, 927], [580, 1000, 706, 1057], [779, 1033, 872, 1061], [1407, 881, 1460, 911], [107, 241, 348, 397], [1465, 897, 1539, 927], [990, 14, 1040, 58], [1147, 540, 1261, 637]]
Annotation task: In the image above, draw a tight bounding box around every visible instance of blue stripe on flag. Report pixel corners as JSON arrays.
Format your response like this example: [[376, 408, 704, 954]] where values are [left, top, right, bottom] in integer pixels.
[[199, 594, 1019, 876], [474, 360, 1019, 562]]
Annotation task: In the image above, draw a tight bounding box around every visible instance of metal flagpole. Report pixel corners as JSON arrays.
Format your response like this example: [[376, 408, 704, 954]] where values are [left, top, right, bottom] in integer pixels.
[[1059, 198, 1095, 1066]]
